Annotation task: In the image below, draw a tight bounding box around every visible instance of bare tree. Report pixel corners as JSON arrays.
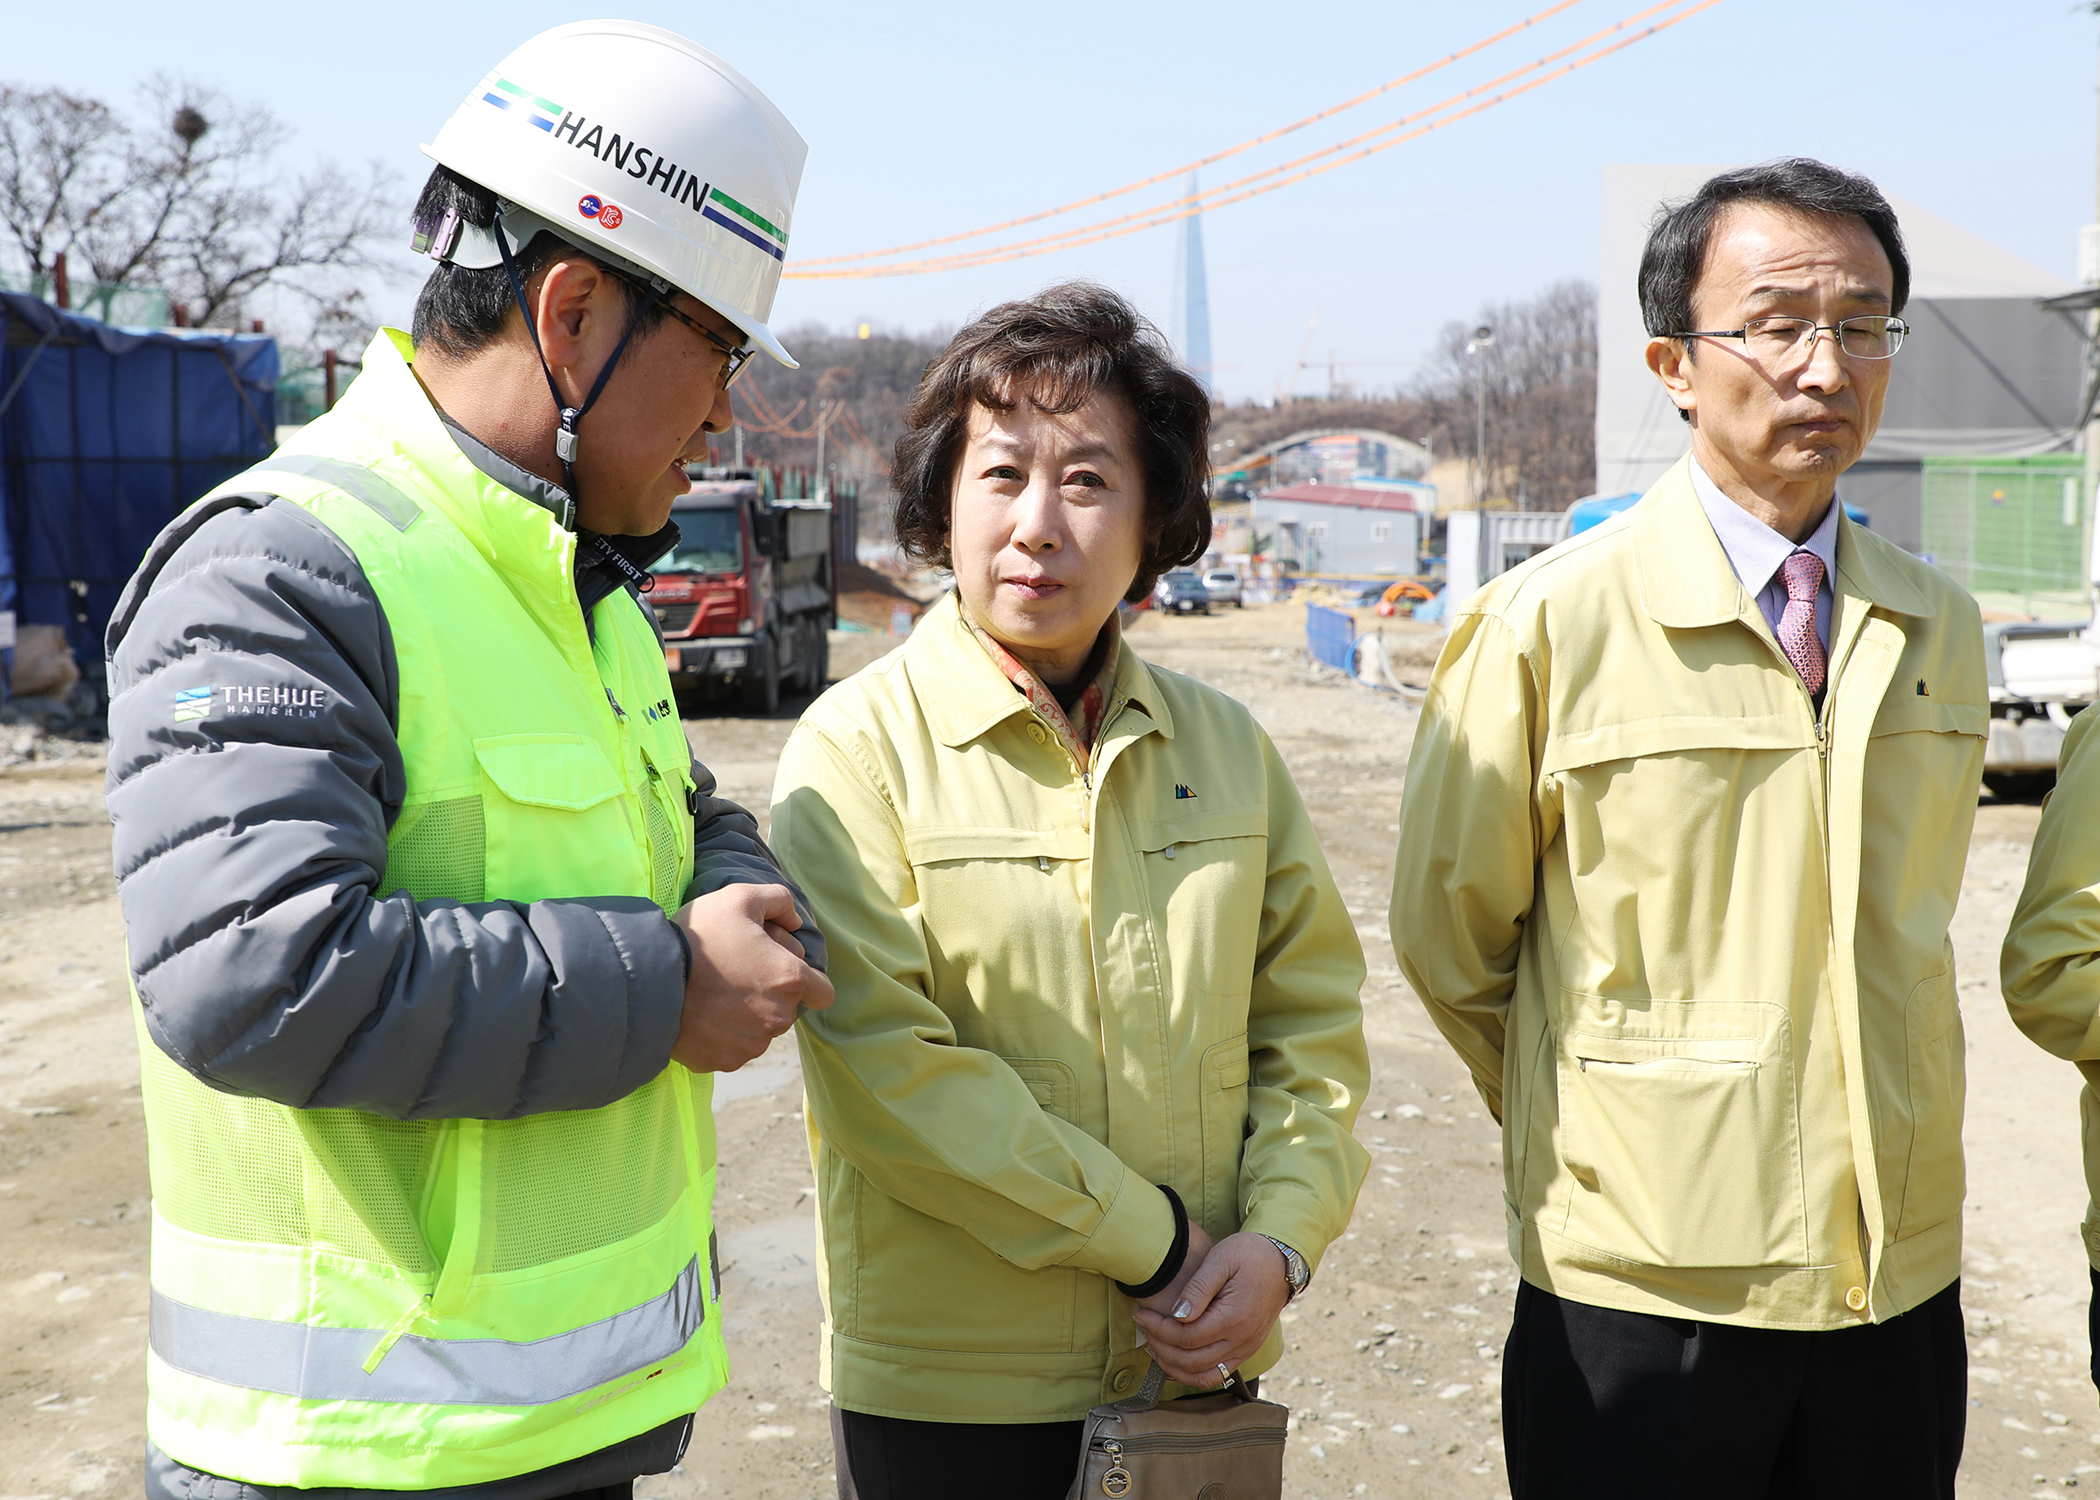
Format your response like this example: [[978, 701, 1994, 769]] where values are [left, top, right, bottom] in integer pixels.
[[0, 85, 127, 282], [0, 75, 395, 331], [1416, 279, 1598, 510]]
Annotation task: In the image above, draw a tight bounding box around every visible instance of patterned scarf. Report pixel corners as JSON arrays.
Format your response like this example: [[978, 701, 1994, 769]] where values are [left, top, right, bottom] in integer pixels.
[[962, 605, 1122, 773]]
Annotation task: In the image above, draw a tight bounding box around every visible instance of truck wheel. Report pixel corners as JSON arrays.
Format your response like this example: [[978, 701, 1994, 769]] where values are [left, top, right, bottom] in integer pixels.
[[1983, 770, 2054, 801], [804, 624, 829, 693], [744, 637, 780, 716]]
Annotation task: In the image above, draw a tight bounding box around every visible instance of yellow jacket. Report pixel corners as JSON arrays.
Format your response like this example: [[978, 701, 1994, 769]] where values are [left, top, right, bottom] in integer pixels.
[[2000, 708, 2100, 1269], [770, 593, 1370, 1421], [1391, 459, 1985, 1330]]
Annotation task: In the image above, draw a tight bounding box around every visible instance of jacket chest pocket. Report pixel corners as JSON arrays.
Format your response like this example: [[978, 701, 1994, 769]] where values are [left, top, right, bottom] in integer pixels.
[[1555, 998, 1806, 1270], [902, 826, 1094, 1039], [1131, 807, 1268, 1008], [1542, 717, 1817, 992], [474, 734, 637, 904]]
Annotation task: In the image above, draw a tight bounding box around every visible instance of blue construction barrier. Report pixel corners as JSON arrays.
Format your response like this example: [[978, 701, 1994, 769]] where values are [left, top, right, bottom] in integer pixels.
[[0, 292, 277, 704], [1306, 603, 1356, 676]]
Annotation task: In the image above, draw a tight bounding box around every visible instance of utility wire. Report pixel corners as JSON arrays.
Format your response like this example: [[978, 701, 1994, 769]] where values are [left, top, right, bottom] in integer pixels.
[[789, 0, 1587, 270], [788, 0, 1722, 281], [798, 0, 1686, 279]]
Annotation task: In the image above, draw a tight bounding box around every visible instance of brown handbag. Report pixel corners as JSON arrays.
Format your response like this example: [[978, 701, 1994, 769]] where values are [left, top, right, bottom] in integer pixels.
[[1064, 1361, 1288, 1500]]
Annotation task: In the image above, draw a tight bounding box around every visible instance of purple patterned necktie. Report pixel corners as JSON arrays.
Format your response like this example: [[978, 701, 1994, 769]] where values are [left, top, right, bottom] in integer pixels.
[[1777, 550, 1826, 696]]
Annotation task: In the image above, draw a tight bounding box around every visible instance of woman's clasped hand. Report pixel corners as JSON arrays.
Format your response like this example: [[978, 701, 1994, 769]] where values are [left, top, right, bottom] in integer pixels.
[[1135, 1229, 1294, 1387]]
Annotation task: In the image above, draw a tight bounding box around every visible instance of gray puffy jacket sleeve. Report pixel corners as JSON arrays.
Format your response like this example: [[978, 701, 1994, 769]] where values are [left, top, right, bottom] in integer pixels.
[[106, 495, 820, 1120]]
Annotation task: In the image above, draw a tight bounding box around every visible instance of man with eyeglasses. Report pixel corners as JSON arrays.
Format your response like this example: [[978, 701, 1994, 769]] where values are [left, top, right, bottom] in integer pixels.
[[1393, 158, 1982, 1497], [106, 24, 837, 1500]]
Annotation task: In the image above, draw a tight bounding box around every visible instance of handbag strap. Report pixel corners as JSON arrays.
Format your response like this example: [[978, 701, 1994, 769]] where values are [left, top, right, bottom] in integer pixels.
[[1115, 1360, 1257, 1415]]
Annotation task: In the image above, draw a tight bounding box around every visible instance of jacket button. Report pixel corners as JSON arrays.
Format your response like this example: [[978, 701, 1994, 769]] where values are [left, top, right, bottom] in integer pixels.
[[1028, 723, 1048, 744], [1845, 1286, 1867, 1312], [1112, 1368, 1134, 1393]]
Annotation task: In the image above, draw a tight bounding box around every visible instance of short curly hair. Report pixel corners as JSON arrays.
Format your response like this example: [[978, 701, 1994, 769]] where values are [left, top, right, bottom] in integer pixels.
[[892, 282, 1212, 603]]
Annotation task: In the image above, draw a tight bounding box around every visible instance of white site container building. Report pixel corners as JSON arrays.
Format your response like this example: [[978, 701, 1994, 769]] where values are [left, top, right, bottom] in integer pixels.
[[1253, 479, 1429, 576]]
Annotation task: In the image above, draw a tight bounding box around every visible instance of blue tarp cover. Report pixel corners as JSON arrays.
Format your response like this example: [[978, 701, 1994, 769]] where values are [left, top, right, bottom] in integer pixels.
[[0, 291, 277, 680]]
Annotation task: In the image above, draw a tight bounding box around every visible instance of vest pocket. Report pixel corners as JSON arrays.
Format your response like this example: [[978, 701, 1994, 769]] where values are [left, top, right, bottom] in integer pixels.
[[472, 734, 631, 904], [1555, 997, 1805, 1269], [638, 741, 696, 915]]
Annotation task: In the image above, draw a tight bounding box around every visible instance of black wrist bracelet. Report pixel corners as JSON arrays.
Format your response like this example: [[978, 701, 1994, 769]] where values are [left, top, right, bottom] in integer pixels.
[[1115, 1183, 1189, 1299]]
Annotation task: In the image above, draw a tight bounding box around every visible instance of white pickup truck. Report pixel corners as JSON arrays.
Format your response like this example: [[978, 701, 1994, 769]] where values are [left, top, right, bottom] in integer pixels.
[[1986, 618, 2095, 797]]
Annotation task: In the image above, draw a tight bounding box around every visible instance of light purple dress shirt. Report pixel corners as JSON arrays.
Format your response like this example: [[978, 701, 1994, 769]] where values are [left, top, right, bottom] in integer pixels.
[[1689, 458, 1837, 653]]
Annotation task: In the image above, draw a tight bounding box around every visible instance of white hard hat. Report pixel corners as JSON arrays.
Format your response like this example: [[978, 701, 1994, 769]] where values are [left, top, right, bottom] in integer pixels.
[[422, 20, 806, 369]]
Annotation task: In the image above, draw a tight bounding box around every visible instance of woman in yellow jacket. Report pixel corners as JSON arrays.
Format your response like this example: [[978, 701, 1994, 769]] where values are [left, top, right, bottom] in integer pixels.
[[769, 283, 1370, 1499]]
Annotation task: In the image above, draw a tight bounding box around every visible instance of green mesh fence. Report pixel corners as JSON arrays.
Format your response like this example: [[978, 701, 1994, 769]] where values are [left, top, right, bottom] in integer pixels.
[[0, 271, 169, 327], [1921, 455, 2090, 619]]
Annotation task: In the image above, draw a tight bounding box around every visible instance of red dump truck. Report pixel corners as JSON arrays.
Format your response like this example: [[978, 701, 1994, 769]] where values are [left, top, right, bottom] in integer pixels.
[[646, 467, 855, 714]]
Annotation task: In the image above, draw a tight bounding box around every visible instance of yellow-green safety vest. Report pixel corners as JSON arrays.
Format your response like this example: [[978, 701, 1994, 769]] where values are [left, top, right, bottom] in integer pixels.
[[137, 331, 725, 1490]]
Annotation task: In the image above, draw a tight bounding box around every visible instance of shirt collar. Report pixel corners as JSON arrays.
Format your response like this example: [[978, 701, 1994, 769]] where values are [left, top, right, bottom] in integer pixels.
[[1689, 456, 1840, 596], [905, 592, 1174, 749], [959, 599, 1123, 771]]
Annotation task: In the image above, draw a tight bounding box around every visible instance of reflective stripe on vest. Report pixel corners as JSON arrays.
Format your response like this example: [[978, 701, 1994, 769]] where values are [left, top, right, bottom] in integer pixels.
[[257, 453, 422, 532], [150, 1255, 704, 1407]]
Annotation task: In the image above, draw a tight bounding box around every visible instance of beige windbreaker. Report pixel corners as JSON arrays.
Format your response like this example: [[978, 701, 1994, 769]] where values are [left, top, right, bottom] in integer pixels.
[[1392, 459, 1985, 1330], [2000, 709, 2100, 1270], [770, 594, 1370, 1422]]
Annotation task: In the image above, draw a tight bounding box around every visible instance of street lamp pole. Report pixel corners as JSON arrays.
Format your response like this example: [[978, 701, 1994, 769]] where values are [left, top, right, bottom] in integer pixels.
[[1466, 326, 1495, 587]]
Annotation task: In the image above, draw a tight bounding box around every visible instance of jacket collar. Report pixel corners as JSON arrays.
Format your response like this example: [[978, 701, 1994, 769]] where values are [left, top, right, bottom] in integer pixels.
[[1635, 454, 1938, 627], [907, 592, 1174, 749], [341, 330, 686, 645]]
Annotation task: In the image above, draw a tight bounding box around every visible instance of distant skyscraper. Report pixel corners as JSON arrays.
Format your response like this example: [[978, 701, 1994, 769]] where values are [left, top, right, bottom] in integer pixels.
[[1171, 172, 1213, 397]]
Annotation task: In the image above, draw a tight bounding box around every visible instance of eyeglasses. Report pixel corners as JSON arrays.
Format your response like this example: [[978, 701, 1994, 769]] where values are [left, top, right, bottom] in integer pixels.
[[615, 270, 755, 388], [659, 301, 756, 389], [1664, 315, 1909, 368]]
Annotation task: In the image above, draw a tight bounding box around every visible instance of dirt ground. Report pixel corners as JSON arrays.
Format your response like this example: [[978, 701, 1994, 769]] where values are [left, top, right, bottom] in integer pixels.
[[1, 603, 2096, 1500]]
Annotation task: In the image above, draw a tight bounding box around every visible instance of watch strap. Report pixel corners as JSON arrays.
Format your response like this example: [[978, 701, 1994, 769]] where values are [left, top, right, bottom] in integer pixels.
[[1260, 1234, 1310, 1299]]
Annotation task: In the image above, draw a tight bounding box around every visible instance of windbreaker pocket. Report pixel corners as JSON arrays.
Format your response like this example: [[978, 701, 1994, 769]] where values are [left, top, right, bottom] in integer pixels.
[[1556, 999, 1805, 1269], [1197, 1037, 1251, 1235], [1895, 968, 1965, 1242]]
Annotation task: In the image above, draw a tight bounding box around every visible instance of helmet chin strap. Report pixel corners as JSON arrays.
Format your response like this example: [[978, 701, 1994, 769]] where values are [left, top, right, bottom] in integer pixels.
[[491, 205, 666, 516]]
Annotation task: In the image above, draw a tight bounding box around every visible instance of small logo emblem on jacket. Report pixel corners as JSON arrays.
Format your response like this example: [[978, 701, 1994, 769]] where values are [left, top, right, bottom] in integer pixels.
[[173, 686, 213, 723], [1916, 678, 1929, 696], [1174, 783, 1197, 799], [644, 698, 674, 722], [216, 684, 331, 719]]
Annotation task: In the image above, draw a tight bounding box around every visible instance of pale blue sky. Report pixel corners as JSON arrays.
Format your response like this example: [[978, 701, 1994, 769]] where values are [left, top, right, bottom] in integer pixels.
[[10, 0, 2093, 402]]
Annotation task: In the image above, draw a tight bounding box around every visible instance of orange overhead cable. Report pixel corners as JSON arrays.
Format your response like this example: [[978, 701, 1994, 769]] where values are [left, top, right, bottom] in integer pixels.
[[731, 380, 810, 435], [789, 0, 1586, 269], [788, 0, 1710, 282]]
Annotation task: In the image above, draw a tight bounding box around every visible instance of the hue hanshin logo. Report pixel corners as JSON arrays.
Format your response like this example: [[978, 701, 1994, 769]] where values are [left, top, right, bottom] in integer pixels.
[[174, 683, 334, 723]]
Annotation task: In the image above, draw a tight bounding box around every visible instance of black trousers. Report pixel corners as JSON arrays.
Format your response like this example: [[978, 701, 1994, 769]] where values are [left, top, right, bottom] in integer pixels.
[[830, 1406, 1084, 1500], [1503, 1278, 1966, 1500], [2090, 1267, 2100, 1387]]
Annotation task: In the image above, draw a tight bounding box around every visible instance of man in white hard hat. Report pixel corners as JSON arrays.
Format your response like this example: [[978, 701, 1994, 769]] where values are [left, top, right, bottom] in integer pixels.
[[105, 22, 829, 1500]]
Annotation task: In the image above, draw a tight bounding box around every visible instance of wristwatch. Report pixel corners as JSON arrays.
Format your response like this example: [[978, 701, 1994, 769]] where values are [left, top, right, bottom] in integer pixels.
[[1260, 1235, 1311, 1300]]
